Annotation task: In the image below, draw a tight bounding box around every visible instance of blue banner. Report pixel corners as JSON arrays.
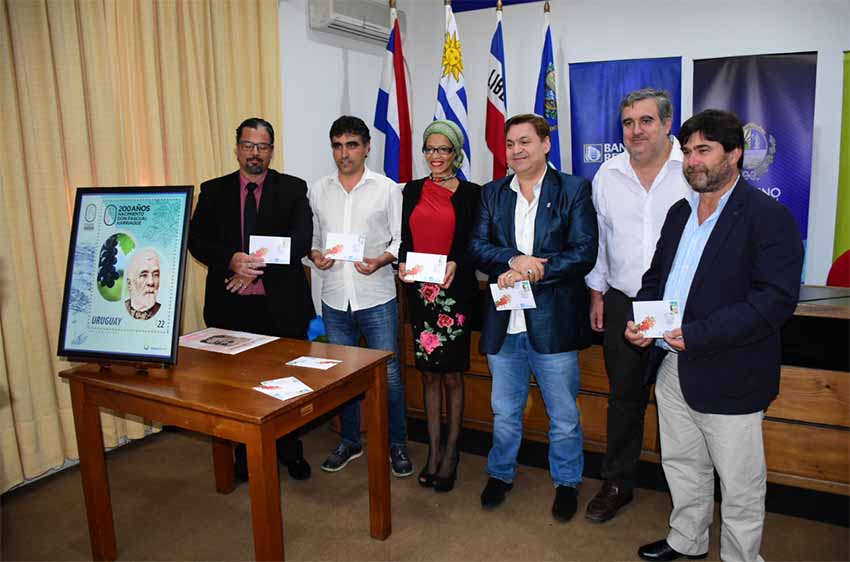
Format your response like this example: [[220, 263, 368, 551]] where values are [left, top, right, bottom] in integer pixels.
[[454, 0, 540, 12], [568, 57, 681, 180], [693, 53, 816, 245]]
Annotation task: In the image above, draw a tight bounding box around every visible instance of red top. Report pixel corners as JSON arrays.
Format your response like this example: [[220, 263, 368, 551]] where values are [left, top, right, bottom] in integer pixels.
[[410, 179, 456, 256]]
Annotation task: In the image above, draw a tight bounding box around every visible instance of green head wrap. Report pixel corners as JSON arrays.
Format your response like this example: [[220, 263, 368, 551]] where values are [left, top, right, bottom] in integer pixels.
[[423, 119, 465, 170]]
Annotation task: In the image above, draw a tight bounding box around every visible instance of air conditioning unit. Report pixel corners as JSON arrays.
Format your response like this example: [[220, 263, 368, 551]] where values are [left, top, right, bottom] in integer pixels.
[[309, 0, 406, 45]]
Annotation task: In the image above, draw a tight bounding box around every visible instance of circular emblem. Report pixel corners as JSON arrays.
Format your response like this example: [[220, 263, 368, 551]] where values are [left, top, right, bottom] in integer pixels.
[[103, 204, 118, 226], [743, 122, 776, 179]]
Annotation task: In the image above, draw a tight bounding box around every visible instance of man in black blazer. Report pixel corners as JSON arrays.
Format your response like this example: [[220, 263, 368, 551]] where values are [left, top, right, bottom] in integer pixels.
[[189, 117, 315, 481], [469, 114, 598, 522], [626, 110, 803, 562]]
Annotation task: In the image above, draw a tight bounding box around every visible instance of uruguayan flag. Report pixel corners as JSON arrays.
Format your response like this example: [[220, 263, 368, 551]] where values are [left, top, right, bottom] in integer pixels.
[[434, 4, 471, 181]]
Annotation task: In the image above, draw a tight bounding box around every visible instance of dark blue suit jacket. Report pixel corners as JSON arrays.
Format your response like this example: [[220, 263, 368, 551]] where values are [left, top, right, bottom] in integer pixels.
[[469, 168, 598, 355], [636, 179, 803, 414]]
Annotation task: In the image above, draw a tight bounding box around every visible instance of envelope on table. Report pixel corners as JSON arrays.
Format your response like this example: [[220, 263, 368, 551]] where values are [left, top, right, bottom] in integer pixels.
[[404, 252, 447, 284], [249, 235, 291, 264], [324, 232, 366, 262]]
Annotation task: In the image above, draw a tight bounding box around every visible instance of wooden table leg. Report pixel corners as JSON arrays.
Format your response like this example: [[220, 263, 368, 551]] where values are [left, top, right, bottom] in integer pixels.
[[211, 437, 235, 494], [365, 362, 391, 540], [246, 427, 284, 561], [70, 381, 117, 561]]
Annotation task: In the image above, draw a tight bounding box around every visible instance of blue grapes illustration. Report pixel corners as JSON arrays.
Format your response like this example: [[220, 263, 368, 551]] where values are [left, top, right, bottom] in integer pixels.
[[97, 233, 136, 301]]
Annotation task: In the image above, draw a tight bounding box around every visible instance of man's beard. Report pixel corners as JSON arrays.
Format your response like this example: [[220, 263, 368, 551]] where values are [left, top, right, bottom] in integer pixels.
[[246, 158, 264, 175], [685, 159, 736, 193], [130, 290, 157, 312]]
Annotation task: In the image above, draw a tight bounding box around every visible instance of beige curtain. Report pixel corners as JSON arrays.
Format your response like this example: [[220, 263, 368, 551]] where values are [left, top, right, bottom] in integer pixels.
[[0, 0, 283, 494]]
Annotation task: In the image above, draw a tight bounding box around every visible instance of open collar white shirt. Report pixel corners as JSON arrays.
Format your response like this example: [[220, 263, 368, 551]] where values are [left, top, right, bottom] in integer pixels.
[[309, 165, 402, 312], [507, 168, 546, 335], [585, 137, 690, 298]]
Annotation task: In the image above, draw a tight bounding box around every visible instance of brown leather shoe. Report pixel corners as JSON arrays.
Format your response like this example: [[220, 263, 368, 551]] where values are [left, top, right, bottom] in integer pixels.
[[585, 481, 633, 523]]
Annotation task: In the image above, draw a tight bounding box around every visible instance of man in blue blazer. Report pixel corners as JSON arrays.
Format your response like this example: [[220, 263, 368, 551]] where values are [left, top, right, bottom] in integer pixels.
[[469, 114, 598, 522], [626, 110, 803, 562]]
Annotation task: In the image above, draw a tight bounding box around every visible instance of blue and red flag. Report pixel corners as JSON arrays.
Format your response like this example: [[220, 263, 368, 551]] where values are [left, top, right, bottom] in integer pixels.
[[374, 10, 412, 183], [485, 6, 508, 180]]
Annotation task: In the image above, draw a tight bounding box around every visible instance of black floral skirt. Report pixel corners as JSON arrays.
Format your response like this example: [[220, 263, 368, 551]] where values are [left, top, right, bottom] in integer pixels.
[[408, 282, 472, 373]]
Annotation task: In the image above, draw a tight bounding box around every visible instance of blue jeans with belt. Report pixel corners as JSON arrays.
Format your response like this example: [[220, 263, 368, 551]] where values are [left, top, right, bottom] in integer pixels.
[[486, 332, 583, 487], [322, 299, 407, 448]]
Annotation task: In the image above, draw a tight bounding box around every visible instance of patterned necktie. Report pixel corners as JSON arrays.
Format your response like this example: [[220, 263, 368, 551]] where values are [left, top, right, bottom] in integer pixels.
[[243, 182, 257, 252]]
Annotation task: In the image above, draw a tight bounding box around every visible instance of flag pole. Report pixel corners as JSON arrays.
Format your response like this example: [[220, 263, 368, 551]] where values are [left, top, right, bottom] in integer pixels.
[[497, 0, 503, 10]]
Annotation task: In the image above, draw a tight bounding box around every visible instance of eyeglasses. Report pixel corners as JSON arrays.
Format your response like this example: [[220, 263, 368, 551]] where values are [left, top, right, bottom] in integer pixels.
[[238, 141, 273, 153], [422, 146, 454, 156]]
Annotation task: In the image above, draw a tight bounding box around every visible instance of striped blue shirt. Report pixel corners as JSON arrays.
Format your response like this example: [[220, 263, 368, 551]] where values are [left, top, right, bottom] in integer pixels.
[[658, 181, 737, 351]]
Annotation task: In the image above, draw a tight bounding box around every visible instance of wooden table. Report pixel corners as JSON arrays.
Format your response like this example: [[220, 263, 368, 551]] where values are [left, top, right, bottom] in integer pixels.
[[60, 339, 393, 561]]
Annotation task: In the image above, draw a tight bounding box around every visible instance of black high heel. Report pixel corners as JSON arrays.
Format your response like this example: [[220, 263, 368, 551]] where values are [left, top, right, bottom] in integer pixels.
[[432, 453, 459, 492], [418, 465, 436, 488]]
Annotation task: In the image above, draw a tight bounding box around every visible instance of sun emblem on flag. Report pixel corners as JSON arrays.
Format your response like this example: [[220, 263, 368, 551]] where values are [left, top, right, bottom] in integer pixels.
[[441, 32, 464, 81]]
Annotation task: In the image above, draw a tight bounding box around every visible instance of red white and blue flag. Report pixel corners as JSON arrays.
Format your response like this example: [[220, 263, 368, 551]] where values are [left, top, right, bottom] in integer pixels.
[[374, 9, 412, 183], [485, 7, 508, 180]]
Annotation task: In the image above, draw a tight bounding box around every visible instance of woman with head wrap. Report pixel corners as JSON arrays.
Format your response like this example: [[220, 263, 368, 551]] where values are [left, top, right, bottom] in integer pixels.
[[398, 120, 481, 492]]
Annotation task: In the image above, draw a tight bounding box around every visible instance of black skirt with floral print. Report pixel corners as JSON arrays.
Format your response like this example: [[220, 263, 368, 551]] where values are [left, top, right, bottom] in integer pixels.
[[408, 281, 472, 373]]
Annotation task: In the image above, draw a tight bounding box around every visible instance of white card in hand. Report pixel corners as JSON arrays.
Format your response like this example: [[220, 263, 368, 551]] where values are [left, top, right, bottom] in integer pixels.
[[632, 300, 681, 338], [403, 252, 447, 283], [489, 280, 537, 311], [249, 235, 291, 264], [324, 232, 366, 262]]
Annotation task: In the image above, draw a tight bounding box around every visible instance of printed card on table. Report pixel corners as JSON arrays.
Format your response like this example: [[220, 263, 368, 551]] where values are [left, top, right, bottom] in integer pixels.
[[285, 356, 342, 370], [632, 300, 681, 338], [324, 232, 366, 262], [253, 376, 313, 401], [403, 252, 447, 283], [249, 235, 291, 264], [489, 280, 537, 311]]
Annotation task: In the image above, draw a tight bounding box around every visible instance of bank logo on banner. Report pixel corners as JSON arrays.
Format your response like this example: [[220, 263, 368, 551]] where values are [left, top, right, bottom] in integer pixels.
[[568, 57, 681, 180], [583, 144, 603, 163]]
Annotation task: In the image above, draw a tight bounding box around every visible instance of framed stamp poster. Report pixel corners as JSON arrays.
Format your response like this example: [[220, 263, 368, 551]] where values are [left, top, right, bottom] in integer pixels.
[[57, 186, 193, 366]]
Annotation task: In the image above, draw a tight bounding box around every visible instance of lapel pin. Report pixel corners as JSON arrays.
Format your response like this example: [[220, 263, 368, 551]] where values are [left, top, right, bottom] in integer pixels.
[[546, 202, 551, 208]]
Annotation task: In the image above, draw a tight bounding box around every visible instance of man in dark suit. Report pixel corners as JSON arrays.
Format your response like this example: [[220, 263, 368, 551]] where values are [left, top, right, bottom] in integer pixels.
[[626, 110, 803, 562], [469, 113, 598, 522], [189, 117, 315, 481]]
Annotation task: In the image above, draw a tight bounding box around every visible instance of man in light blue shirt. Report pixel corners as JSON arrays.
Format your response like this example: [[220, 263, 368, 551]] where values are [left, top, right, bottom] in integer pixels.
[[626, 110, 802, 562]]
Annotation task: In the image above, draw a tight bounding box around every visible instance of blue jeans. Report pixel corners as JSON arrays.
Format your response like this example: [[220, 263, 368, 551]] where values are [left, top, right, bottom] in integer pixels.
[[322, 299, 406, 448], [486, 332, 583, 487]]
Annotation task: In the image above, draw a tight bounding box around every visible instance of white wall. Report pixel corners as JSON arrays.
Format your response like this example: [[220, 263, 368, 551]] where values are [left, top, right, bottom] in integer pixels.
[[280, 0, 850, 284]]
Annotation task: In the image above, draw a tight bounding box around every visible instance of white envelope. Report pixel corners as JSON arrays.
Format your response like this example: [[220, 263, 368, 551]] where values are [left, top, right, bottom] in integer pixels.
[[403, 252, 447, 283], [254, 377, 314, 401], [249, 235, 291, 264], [632, 300, 682, 338], [285, 356, 342, 370], [324, 232, 366, 262], [489, 280, 537, 311]]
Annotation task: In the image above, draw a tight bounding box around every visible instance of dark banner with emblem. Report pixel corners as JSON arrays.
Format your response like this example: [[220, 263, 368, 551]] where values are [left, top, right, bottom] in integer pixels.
[[568, 57, 681, 180], [454, 0, 540, 12], [693, 53, 816, 246]]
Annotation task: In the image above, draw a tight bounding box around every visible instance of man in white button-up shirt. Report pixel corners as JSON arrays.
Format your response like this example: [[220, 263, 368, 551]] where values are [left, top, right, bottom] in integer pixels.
[[584, 89, 689, 523], [307, 116, 411, 477]]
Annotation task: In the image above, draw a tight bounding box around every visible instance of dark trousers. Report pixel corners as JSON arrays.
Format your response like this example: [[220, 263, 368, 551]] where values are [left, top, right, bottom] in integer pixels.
[[214, 295, 304, 462], [601, 288, 651, 493]]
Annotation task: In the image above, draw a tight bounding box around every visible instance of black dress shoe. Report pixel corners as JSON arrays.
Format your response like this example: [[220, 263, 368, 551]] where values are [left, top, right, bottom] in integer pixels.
[[551, 485, 578, 522], [638, 539, 708, 561], [277, 438, 311, 480], [480, 477, 513, 508], [585, 481, 633, 523]]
